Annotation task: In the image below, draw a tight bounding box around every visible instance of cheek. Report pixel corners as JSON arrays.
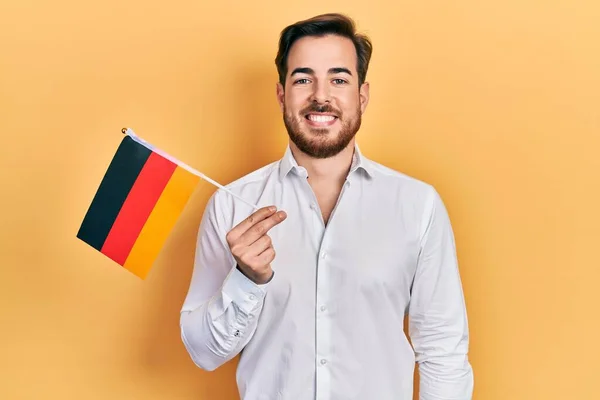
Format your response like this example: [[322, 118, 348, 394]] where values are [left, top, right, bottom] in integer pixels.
[[286, 88, 312, 104], [285, 98, 308, 115], [338, 99, 360, 115], [332, 91, 359, 108]]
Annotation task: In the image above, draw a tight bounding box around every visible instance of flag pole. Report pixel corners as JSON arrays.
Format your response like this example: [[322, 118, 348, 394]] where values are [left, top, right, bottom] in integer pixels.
[[121, 127, 261, 211]]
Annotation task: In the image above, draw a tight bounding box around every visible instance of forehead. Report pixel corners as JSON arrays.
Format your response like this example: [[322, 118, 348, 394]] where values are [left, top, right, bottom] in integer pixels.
[[286, 34, 357, 73]]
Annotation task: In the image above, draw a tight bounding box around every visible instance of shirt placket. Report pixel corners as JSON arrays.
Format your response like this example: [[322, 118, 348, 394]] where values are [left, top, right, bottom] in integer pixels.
[[302, 175, 351, 400], [315, 233, 331, 400]]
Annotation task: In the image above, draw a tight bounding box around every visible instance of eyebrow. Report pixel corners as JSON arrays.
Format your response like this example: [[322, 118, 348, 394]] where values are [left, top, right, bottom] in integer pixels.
[[290, 67, 353, 76]]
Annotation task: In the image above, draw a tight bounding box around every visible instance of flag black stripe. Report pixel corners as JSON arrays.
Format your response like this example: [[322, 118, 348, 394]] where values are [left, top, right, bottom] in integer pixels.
[[77, 136, 152, 250]]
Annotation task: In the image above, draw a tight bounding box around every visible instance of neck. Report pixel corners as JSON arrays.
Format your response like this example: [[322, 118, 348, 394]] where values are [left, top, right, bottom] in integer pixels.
[[289, 139, 356, 184]]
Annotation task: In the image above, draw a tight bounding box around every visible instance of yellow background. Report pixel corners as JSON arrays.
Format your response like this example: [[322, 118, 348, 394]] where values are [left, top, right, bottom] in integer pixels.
[[1, 1, 598, 399]]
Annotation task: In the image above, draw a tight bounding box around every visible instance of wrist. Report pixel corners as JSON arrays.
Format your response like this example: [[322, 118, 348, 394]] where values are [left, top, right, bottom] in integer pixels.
[[236, 264, 274, 285]]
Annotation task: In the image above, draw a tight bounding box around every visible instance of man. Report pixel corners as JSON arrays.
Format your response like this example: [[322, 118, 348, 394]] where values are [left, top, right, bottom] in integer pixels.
[[180, 13, 474, 400]]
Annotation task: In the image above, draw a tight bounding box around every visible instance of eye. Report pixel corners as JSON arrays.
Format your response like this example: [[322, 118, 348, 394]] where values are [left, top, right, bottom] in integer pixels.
[[332, 78, 348, 85], [294, 78, 310, 85]]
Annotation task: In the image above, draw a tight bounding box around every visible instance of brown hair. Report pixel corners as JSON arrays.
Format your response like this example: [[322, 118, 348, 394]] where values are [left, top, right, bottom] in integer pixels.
[[275, 13, 373, 87]]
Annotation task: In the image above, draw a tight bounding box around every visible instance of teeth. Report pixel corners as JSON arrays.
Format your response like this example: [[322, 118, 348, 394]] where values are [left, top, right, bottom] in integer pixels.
[[308, 114, 335, 123]]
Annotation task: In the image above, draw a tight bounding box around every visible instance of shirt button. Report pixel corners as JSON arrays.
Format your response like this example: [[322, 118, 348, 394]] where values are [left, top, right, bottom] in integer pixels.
[[320, 305, 326, 312], [320, 359, 327, 365], [249, 294, 256, 301], [320, 252, 327, 259]]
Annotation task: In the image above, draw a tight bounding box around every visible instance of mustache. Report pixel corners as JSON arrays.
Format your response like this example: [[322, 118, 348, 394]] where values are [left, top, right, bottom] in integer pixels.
[[301, 103, 340, 116]]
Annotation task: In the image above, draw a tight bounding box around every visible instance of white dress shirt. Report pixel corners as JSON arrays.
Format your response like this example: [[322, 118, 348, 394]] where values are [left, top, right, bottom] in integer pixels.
[[180, 144, 474, 400]]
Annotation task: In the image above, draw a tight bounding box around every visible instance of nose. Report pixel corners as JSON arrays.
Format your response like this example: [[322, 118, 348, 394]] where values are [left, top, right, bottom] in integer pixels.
[[310, 80, 330, 103]]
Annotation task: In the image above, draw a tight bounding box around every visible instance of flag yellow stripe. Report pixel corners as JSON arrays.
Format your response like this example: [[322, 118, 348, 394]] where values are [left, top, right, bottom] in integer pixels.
[[123, 166, 200, 278]]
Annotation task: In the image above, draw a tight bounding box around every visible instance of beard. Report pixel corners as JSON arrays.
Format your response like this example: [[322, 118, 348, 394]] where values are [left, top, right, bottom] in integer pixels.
[[283, 102, 362, 159]]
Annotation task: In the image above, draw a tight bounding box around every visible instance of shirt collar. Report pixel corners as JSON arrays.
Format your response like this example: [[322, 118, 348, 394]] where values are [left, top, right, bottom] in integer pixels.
[[278, 143, 374, 181]]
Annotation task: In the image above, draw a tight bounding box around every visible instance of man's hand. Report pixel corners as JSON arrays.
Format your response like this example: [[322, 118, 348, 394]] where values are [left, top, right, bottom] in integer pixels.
[[226, 206, 287, 284]]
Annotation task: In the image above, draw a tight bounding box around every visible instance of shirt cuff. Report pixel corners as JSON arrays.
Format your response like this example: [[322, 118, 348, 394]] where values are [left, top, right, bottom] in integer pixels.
[[222, 266, 271, 315]]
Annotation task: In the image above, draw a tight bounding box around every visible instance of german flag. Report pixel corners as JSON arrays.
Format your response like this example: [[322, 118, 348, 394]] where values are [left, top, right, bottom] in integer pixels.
[[77, 130, 200, 279]]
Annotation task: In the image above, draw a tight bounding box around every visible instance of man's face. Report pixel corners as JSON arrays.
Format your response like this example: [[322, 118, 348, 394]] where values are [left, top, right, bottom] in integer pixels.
[[276, 34, 370, 159]]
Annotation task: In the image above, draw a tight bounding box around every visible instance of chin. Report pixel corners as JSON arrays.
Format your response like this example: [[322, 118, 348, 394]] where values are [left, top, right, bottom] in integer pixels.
[[305, 126, 340, 138], [283, 110, 359, 159], [292, 131, 354, 159]]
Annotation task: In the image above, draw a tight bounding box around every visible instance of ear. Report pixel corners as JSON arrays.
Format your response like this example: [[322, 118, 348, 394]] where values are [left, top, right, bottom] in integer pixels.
[[276, 82, 285, 112], [359, 81, 370, 114]]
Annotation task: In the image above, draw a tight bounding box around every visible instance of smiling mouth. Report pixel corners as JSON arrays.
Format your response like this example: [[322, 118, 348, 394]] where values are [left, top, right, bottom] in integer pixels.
[[305, 113, 338, 127]]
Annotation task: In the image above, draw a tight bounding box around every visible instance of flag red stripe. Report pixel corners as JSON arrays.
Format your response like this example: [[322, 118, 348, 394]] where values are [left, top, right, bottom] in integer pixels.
[[101, 152, 177, 265]]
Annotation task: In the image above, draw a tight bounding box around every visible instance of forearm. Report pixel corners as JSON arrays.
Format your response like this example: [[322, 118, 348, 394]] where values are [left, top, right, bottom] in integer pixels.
[[411, 305, 473, 399], [418, 354, 474, 400], [180, 267, 267, 371]]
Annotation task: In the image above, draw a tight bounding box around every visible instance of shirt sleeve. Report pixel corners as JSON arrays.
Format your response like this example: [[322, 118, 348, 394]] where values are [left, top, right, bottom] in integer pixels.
[[409, 187, 474, 399], [179, 189, 271, 371]]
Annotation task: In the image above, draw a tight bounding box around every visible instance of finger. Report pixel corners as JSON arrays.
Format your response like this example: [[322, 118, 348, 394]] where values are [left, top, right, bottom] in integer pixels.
[[239, 210, 286, 246], [257, 246, 276, 265], [246, 235, 272, 257], [238, 241, 273, 271], [226, 206, 277, 244]]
